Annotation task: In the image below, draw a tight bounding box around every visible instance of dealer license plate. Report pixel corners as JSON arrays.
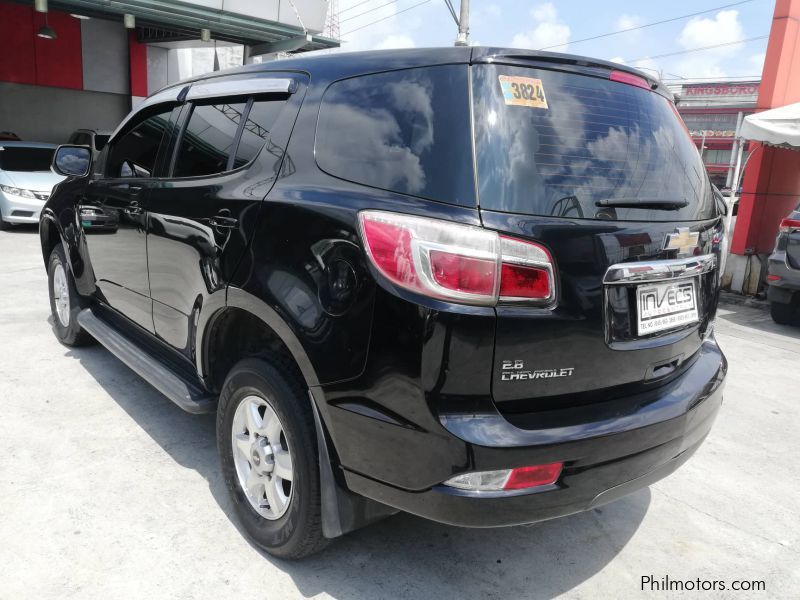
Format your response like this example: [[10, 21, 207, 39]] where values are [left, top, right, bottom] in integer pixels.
[[636, 279, 699, 335]]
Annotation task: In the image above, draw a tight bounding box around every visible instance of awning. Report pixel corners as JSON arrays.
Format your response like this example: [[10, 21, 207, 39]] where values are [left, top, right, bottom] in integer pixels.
[[740, 102, 800, 149]]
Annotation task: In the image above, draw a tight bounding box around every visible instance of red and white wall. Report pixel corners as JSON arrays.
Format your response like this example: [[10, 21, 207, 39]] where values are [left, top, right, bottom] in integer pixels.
[[0, 0, 147, 143]]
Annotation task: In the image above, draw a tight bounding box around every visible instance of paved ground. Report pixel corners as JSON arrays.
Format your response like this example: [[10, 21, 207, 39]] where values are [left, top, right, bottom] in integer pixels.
[[1, 225, 799, 599]]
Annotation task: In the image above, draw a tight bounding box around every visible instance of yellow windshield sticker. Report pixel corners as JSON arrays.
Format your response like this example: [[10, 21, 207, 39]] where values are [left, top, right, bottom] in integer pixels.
[[499, 76, 548, 109]]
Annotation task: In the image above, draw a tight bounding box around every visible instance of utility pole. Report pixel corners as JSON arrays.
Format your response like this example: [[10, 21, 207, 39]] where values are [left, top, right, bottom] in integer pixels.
[[324, 0, 340, 40], [455, 0, 469, 46]]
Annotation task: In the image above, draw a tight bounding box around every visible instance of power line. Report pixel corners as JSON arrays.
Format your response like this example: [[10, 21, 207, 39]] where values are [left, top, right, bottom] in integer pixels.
[[662, 75, 762, 80], [627, 35, 767, 62], [341, 0, 432, 36], [537, 0, 758, 51], [341, 0, 398, 23], [339, 0, 375, 14], [443, 0, 459, 25]]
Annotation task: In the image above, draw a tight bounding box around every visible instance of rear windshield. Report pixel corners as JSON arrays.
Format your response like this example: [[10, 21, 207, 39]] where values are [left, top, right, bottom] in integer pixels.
[[0, 147, 54, 172], [473, 64, 714, 221]]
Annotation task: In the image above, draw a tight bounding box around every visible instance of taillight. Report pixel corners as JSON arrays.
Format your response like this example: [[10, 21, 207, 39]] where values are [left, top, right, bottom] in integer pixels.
[[443, 462, 563, 492], [779, 218, 800, 233], [358, 210, 555, 306], [609, 69, 651, 90], [499, 235, 553, 301]]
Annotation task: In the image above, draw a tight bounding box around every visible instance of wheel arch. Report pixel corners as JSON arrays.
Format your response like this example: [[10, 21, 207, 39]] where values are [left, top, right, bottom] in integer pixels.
[[199, 286, 320, 392], [39, 211, 62, 266]]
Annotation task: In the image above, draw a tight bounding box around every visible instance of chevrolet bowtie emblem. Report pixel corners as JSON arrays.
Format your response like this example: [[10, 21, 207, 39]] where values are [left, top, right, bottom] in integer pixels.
[[664, 227, 699, 255]]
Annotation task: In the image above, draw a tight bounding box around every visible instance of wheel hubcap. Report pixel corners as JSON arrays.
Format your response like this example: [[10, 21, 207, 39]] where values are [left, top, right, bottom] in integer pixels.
[[53, 263, 70, 327], [231, 395, 293, 520]]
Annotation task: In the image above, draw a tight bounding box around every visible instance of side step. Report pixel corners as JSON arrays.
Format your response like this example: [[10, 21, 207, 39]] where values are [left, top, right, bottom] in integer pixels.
[[77, 308, 217, 414]]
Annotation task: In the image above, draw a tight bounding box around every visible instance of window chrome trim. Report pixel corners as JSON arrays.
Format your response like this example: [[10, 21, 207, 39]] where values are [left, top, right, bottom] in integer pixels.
[[185, 78, 294, 101], [603, 254, 716, 285]]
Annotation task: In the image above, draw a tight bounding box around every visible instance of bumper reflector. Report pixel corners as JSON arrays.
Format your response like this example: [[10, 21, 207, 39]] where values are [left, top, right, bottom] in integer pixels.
[[443, 462, 563, 492]]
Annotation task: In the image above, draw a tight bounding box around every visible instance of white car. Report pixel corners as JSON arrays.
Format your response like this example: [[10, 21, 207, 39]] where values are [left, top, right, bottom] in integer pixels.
[[0, 142, 65, 229]]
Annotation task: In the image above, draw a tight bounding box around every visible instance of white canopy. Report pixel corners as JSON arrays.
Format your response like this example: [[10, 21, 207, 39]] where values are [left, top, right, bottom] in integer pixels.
[[740, 102, 800, 148]]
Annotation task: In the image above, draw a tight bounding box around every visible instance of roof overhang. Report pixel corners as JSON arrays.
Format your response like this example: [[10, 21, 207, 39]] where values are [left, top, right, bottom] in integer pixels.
[[45, 0, 339, 52]]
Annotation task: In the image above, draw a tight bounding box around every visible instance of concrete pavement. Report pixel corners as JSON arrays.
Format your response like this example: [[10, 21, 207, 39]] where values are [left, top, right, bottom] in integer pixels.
[[1, 224, 798, 599]]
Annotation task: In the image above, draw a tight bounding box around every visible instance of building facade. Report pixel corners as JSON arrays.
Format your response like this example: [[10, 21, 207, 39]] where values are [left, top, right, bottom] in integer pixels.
[[0, 0, 336, 143], [669, 81, 760, 190]]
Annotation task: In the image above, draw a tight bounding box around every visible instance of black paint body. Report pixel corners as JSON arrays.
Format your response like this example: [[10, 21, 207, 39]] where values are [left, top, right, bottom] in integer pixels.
[[40, 47, 727, 529]]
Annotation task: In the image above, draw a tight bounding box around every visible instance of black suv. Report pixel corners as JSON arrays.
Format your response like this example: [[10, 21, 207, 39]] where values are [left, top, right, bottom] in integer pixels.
[[41, 47, 727, 559]]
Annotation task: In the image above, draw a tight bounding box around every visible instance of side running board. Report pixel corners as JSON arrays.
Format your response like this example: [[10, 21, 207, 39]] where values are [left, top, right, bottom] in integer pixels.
[[77, 308, 216, 414]]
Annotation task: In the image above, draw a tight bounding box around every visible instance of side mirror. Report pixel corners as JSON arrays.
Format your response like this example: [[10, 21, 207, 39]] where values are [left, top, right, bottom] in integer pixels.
[[53, 145, 92, 177]]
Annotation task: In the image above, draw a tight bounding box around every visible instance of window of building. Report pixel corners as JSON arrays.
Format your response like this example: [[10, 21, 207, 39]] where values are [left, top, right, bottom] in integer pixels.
[[702, 149, 732, 165]]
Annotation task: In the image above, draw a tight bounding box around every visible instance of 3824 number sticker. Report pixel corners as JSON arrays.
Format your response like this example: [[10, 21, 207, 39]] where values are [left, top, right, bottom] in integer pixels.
[[498, 76, 548, 109]]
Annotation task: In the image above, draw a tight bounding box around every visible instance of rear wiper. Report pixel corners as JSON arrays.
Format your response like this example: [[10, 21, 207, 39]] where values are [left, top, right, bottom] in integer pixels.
[[595, 198, 689, 210]]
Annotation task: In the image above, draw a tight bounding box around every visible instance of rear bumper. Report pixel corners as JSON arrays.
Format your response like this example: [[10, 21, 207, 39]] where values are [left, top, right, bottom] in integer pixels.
[[767, 251, 800, 299], [339, 338, 726, 528]]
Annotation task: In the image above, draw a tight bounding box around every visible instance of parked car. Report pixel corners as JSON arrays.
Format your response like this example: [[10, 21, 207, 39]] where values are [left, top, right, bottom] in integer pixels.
[[0, 131, 20, 141], [767, 204, 800, 324], [40, 47, 728, 559], [67, 128, 112, 156], [0, 142, 63, 229]]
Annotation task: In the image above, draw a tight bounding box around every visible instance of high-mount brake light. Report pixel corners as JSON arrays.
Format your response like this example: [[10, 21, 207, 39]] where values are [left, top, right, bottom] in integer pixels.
[[358, 211, 555, 306], [609, 70, 651, 90]]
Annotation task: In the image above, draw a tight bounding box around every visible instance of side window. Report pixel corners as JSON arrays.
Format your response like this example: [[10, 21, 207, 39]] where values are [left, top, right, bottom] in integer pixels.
[[173, 102, 247, 178], [106, 108, 173, 178], [232, 99, 286, 169], [315, 65, 475, 206]]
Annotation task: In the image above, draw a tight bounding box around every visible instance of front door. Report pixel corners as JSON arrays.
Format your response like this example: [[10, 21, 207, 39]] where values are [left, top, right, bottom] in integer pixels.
[[145, 75, 305, 360], [83, 105, 176, 332]]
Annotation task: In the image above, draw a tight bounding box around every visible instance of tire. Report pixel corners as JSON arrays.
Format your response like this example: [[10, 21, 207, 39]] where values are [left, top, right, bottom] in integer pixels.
[[770, 300, 796, 325], [217, 357, 327, 559], [47, 244, 94, 346], [0, 211, 10, 231]]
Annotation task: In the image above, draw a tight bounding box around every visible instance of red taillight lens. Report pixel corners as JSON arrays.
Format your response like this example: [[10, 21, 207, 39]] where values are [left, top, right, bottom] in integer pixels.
[[503, 463, 563, 490], [779, 218, 800, 232], [500, 263, 551, 298], [359, 211, 555, 306], [361, 218, 418, 286], [767, 274, 781, 281], [499, 235, 554, 302], [609, 70, 650, 90], [429, 250, 496, 296]]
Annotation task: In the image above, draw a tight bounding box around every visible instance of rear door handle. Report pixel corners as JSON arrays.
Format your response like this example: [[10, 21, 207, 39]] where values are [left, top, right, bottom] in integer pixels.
[[208, 215, 238, 229]]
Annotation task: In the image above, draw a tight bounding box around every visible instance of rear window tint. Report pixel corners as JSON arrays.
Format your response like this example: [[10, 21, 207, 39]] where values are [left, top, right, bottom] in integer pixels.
[[473, 64, 714, 221], [232, 99, 285, 169], [174, 103, 246, 178], [316, 65, 475, 206]]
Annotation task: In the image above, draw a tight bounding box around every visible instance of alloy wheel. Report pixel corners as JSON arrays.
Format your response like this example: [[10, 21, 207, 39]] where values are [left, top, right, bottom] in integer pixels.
[[53, 263, 70, 327], [231, 395, 294, 520]]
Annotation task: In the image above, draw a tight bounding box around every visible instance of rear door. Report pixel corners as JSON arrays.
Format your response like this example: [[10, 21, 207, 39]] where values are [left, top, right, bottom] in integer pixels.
[[145, 74, 306, 360], [471, 61, 724, 411]]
